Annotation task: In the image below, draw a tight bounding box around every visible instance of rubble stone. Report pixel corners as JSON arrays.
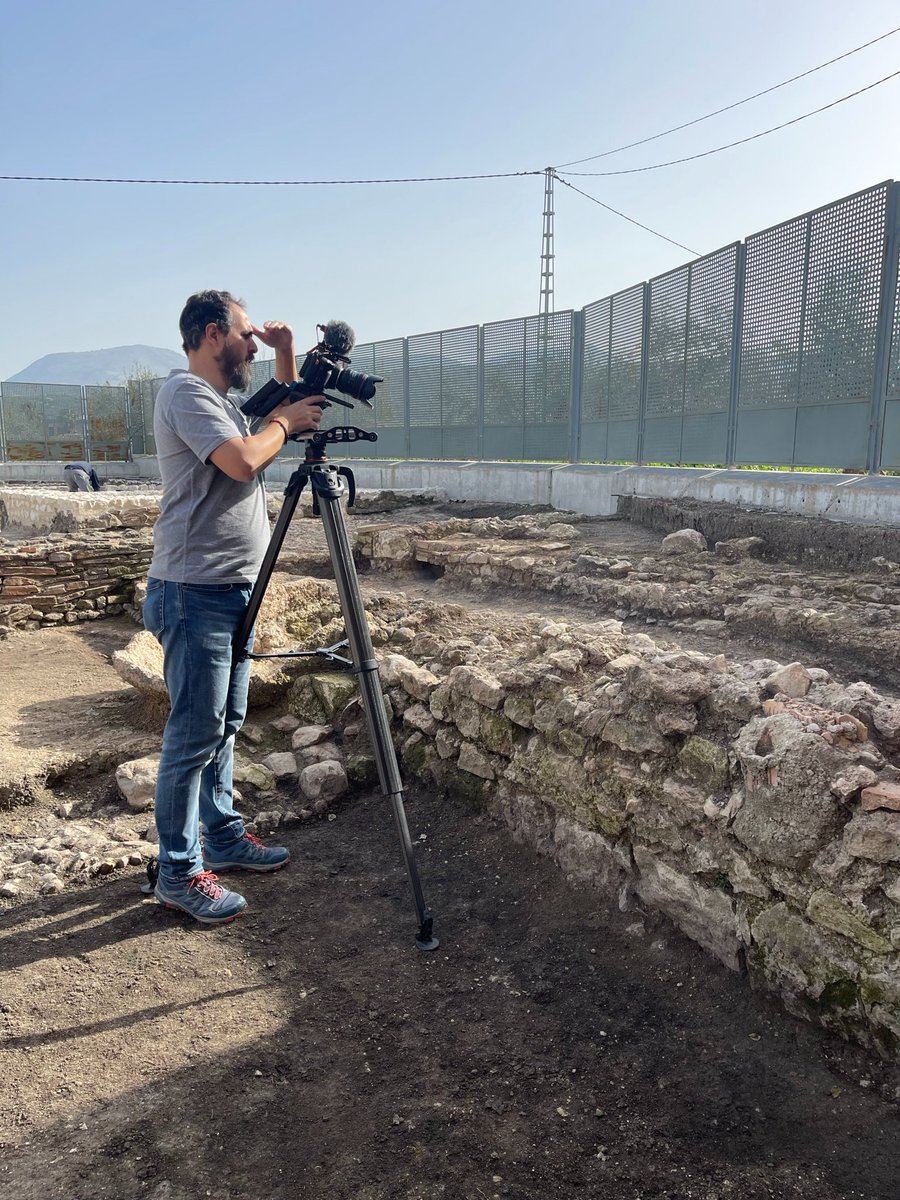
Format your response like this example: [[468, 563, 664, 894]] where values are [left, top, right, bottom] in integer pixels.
[[260, 752, 299, 779], [805, 889, 892, 954], [115, 755, 160, 811], [661, 528, 708, 555], [299, 760, 349, 803], [843, 811, 900, 863], [764, 662, 813, 698]]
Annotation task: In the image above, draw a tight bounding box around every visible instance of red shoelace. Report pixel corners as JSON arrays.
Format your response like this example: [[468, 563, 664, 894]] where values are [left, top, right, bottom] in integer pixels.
[[188, 871, 224, 898]]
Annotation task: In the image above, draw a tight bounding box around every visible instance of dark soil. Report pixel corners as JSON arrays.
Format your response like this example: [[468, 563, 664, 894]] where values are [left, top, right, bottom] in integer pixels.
[[1, 779, 898, 1200]]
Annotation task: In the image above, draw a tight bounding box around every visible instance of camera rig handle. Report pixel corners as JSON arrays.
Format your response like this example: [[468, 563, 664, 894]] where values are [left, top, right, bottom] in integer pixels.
[[241, 378, 354, 430], [303, 426, 377, 453]]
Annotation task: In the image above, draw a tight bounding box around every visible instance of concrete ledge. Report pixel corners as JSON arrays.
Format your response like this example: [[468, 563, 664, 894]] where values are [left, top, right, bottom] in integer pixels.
[[612, 468, 892, 523], [547, 464, 629, 516], [0, 457, 161, 485], [265, 459, 555, 505], [6, 458, 900, 525]]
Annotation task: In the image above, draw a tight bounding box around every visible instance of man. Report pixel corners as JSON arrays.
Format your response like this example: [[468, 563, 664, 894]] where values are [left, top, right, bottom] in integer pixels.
[[144, 290, 324, 924], [64, 460, 102, 491]]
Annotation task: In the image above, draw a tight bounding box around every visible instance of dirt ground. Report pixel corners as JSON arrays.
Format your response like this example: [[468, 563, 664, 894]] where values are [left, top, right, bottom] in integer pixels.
[[1, 503, 900, 1199]]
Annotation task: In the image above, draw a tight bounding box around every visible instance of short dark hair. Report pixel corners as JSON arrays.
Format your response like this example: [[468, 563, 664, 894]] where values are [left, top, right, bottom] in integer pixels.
[[179, 290, 246, 353]]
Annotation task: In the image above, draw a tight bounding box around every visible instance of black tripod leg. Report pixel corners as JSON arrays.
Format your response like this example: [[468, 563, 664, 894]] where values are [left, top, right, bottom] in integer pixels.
[[235, 469, 309, 658], [312, 466, 439, 951]]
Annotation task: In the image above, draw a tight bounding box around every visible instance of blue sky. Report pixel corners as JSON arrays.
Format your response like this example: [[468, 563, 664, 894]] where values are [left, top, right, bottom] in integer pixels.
[[2, 0, 899, 380]]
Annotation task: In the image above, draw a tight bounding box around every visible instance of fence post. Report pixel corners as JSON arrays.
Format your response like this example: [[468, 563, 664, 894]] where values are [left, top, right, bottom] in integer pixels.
[[726, 242, 747, 467], [40, 388, 51, 461], [402, 337, 411, 459], [124, 385, 135, 461], [80, 386, 92, 462], [568, 309, 584, 464], [868, 181, 900, 474], [476, 324, 485, 461], [636, 282, 650, 465]]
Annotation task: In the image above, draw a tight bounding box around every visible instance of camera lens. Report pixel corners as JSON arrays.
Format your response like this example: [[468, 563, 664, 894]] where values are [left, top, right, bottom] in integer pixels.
[[333, 366, 379, 403]]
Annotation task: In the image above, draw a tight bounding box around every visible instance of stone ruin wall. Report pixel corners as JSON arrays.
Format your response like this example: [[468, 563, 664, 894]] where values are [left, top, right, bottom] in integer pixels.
[[348, 522, 900, 1059], [0, 487, 159, 633], [0, 535, 153, 632], [366, 621, 900, 1058]]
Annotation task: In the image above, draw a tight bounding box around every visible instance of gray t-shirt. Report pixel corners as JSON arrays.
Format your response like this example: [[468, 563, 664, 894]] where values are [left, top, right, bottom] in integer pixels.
[[149, 369, 270, 584]]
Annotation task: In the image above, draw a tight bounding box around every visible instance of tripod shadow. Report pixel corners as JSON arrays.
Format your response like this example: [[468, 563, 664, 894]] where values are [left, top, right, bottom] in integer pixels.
[[0, 872, 201, 973]]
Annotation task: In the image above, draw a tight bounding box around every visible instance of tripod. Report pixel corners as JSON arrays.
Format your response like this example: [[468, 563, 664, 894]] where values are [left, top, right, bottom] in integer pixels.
[[234, 428, 439, 952]]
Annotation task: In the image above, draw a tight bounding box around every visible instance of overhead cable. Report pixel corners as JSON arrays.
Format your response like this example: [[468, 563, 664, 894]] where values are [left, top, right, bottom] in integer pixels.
[[558, 68, 900, 178], [556, 177, 701, 255], [0, 169, 542, 186], [2, 64, 897, 190], [557, 24, 900, 168]]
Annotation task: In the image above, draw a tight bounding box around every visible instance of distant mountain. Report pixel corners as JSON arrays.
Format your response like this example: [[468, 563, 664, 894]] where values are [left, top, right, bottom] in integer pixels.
[[6, 345, 185, 386]]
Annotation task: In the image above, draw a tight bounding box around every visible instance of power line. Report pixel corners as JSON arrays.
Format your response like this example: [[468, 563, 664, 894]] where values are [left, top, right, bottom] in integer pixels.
[[557, 24, 900, 168], [2, 64, 897, 191], [0, 169, 542, 186], [558, 68, 900, 178], [556, 176, 701, 256]]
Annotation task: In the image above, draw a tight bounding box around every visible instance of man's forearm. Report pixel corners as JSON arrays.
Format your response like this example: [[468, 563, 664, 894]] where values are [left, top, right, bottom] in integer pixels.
[[275, 345, 299, 384], [210, 422, 289, 481]]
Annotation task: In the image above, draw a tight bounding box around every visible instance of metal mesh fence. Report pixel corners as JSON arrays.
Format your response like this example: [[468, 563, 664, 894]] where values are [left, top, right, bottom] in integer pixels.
[[640, 245, 740, 464], [740, 213, 808, 409], [138, 376, 167, 457], [2, 181, 899, 472], [608, 286, 645, 420], [647, 268, 689, 418], [1, 381, 84, 460], [684, 244, 739, 414], [891, 282, 900, 401], [482, 313, 571, 459], [405, 326, 480, 458], [801, 186, 886, 405], [85, 385, 128, 460]]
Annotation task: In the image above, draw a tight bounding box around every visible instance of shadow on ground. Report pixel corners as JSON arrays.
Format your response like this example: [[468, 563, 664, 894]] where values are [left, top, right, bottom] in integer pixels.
[[1, 783, 898, 1200]]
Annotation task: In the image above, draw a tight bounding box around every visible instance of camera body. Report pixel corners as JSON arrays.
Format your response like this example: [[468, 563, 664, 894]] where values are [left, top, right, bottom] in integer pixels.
[[241, 319, 381, 435]]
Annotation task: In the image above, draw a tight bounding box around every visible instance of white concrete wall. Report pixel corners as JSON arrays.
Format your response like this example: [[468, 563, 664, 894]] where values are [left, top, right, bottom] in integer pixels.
[[6, 458, 900, 524], [0, 458, 160, 485]]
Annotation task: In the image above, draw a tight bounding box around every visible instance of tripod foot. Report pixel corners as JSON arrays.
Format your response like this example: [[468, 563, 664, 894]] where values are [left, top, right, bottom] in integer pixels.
[[415, 915, 440, 952], [140, 856, 160, 895]]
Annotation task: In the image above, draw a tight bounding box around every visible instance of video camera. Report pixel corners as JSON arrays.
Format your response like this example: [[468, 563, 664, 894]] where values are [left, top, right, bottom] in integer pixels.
[[241, 320, 382, 439]]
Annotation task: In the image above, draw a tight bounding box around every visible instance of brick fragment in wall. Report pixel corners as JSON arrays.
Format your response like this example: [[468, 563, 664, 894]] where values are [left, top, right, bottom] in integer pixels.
[[2, 567, 59, 579]]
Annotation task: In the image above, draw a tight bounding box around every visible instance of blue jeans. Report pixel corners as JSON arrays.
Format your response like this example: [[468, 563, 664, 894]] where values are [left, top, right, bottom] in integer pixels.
[[143, 578, 255, 884]]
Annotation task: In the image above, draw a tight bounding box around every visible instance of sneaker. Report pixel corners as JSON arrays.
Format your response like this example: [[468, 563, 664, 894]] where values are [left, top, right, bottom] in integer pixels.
[[154, 871, 247, 924], [202, 832, 290, 874]]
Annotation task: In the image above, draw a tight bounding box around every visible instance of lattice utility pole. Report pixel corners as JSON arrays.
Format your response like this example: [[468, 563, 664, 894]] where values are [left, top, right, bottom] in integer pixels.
[[539, 167, 556, 316], [537, 167, 557, 423]]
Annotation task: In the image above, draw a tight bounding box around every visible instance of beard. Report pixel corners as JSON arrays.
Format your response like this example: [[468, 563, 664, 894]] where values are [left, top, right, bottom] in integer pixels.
[[217, 343, 253, 392]]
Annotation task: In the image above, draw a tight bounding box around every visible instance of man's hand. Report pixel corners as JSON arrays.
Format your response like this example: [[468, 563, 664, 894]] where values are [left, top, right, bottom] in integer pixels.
[[252, 321, 294, 354], [253, 320, 299, 384], [270, 394, 327, 438]]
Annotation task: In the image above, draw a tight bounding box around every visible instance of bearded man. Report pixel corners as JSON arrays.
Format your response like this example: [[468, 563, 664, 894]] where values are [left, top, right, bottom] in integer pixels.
[[144, 290, 324, 924]]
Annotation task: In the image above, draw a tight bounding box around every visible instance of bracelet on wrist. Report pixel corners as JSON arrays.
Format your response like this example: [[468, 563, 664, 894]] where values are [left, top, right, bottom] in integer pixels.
[[271, 415, 289, 444]]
